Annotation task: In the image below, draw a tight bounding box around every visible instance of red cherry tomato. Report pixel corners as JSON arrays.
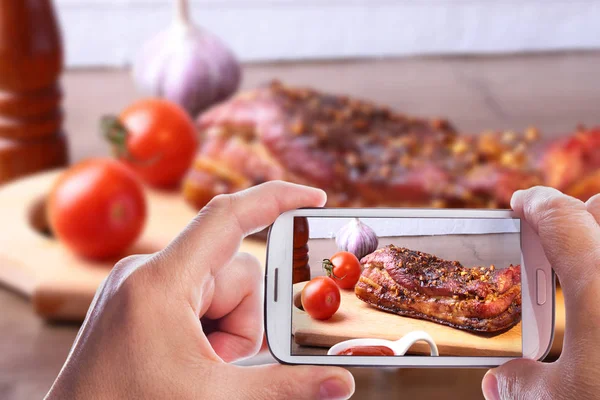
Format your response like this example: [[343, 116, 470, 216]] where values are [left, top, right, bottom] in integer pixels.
[[301, 276, 341, 320], [48, 159, 147, 259], [323, 251, 362, 289], [104, 98, 198, 188]]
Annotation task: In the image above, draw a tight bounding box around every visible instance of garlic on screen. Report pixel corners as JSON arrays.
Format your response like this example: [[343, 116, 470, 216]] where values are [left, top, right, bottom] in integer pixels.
[[335, 218, 379, 259]]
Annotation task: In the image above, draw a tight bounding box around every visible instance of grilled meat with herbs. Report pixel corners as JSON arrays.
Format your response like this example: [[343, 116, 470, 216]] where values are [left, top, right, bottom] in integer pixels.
[[184, 81, 543, 209], [355, 245, 521, 333]]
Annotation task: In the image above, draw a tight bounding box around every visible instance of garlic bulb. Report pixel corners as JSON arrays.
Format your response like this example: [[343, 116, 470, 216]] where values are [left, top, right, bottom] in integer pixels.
[[335, 218, 379, 259], [132, 0, 241, 117]]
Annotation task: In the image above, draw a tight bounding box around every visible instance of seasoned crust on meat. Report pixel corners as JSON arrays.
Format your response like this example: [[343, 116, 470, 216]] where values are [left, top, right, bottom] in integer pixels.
[[355, 245, 521, 332], [184, 81, 543, 209]]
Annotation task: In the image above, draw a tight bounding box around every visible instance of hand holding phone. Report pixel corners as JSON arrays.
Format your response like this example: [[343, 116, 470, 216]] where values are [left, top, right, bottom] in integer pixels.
[[46, 181, 356, 400], [44, 179, 599, 400], [482, 187, 600, 400], [266, 206, 555, 367]]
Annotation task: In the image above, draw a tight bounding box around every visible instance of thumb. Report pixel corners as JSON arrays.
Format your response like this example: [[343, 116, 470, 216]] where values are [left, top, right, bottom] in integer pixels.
[[482, 359, 556, 400], [218, 364, 355, 400]]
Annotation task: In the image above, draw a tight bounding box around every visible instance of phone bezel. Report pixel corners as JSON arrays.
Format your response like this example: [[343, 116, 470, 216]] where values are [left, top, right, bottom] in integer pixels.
[[264, 208, 555, 367]]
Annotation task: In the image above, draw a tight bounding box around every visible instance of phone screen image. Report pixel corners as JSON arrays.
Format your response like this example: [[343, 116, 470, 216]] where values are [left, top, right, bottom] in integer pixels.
[[291, 216, 522, 358]]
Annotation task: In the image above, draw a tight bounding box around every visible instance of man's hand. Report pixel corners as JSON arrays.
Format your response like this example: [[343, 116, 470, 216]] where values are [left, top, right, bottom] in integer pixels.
[[482, 186, 600, 400], [46, 181, 355, 400]]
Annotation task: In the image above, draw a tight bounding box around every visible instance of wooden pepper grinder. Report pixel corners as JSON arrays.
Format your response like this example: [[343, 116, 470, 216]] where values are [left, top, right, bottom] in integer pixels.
[[0, 0, 68, 184], [293, 217, 310, 283]]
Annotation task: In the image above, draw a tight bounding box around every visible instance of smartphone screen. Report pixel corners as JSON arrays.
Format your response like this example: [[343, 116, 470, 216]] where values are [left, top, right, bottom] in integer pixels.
[[291, 216, 522, 357]]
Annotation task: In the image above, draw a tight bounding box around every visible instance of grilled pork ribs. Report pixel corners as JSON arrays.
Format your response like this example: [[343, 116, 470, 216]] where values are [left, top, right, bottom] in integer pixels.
[[183, 81, 548, 209], [355, 245, 521, 333]]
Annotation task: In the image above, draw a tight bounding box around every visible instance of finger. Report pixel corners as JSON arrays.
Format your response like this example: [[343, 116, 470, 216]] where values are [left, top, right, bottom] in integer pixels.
[[202, 252, 263, 363], [510, 186, 600, 289], [482, 359, 555, 400], [259, 335, 269, 353], [511, 186, 600, 345], [161, 181, 326, 307], [586, 193, 600, 225], [210, 363, 355, 400]]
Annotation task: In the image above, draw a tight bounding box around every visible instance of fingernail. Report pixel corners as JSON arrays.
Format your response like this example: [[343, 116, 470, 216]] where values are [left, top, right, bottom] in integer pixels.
[[319, 378, 351, 400], [482, 370, 500, 400], [510, 191, 522, 209], [316, 188, 328, 206]]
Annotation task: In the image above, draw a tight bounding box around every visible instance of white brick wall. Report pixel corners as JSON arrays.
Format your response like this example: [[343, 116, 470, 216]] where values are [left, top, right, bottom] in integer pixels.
[[56, 0, 600, 67]]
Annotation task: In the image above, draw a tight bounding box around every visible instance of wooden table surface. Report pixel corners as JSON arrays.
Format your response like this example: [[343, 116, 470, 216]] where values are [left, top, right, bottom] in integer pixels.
[[3, 52, 598, 399]]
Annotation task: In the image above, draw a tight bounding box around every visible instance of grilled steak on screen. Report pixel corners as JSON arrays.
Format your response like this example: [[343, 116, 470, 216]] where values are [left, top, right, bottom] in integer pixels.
[[355, 245, 522, 333]]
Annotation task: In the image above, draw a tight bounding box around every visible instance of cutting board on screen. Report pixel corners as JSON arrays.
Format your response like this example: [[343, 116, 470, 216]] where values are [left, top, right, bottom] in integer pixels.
[[0, 170, 266, 321], [292, 282, 521, 357]]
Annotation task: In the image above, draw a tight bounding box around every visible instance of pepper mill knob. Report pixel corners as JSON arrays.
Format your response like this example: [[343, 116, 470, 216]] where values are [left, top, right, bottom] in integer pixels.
[[292, 217, 310, 283]]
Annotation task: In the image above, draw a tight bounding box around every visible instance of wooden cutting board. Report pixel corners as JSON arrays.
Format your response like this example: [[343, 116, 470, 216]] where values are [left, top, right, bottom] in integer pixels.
[[0, 169, 266, 321], [292, 281, 522, 357]]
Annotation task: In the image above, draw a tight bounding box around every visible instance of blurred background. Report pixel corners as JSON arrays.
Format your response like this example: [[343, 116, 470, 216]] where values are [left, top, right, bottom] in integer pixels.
[[0, 0, 594, 398]]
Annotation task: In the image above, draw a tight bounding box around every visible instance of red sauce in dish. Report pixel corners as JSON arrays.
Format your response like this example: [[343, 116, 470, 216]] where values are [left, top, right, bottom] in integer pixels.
[[337, 345, 394, 356]]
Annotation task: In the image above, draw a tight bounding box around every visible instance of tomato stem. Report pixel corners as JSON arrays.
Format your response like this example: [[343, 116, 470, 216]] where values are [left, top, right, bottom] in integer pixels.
[[101, 115, 162, 166], [101, 115, 129, 159], [322, 259, 347, 280]]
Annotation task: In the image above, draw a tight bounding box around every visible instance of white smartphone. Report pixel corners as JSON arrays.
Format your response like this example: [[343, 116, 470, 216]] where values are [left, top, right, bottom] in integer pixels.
[[264, 208, 555, 367]]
